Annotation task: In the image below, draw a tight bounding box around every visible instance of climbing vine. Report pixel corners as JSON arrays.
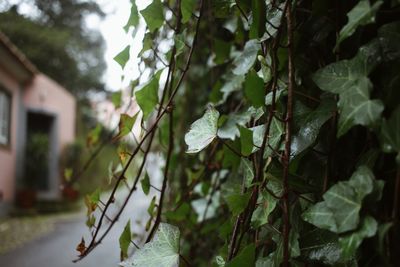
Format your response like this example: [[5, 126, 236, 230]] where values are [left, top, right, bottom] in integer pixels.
[[74, 0, 400, 266]]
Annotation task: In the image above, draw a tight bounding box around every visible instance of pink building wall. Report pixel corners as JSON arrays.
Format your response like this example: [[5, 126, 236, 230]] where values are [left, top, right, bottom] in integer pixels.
[[24, 74, 76, 150], [0, 71, 76, 205], [0, 65, 20, 202]]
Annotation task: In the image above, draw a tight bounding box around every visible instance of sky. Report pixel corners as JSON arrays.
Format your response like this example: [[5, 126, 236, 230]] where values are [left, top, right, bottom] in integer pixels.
[[2, 0, 151, 92], [89, 0, 152, 91]]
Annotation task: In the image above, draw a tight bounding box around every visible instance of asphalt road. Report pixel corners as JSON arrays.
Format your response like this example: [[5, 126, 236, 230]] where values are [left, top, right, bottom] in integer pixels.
[[0, 189, 153, 267], [0, 153, 164, 267]]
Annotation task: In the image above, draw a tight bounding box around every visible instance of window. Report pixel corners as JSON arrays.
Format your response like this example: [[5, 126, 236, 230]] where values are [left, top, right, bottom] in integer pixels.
[[0, 89, 11, 146]]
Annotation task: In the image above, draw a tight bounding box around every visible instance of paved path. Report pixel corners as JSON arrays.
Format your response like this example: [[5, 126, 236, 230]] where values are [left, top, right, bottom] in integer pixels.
[[0, 188, 155, 267], [0, 153, 164, 267]]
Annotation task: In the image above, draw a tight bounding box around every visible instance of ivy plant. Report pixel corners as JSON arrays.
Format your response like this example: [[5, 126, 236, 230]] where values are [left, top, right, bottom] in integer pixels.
[[73, 0, 400, 266]]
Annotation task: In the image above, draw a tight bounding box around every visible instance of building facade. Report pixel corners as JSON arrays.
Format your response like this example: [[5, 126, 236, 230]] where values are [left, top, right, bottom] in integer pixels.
[[0, 32, 76, 215]]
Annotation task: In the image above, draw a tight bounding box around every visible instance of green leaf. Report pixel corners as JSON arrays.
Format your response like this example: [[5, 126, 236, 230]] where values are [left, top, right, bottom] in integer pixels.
[[261, 3, 284, 40], [239, 126, 254, 156], [140, 0, 164, 33], [121, 223, 180, 267], [378, 222, 393, 255], [336, 77, 384, 136], [291, 99, 336, 158], [112, 91, 122, 108], [301, 229, 342, 265], [135, 71, 162, 120], [90, 188, 101, 204], [339, 216, 377, 259], [226, 244, 255, 267], [141, 172, 150, 195], [312, 58, 364, 95], [219, 73, 245, 104], [115, 113, 138, 140], [148, 196, 157, 216], [86, 215, 96, 228], [312, 50, 384, 137], [174, 32, 186, 57], [139, 33, 153, 57], [215, 255, 226, 267], [258, 54, 273, 83], [86, 123, 103, 147], [185, 106, 220, 153], [85, 188, 101, 216], [251, 117, 284, 158], [251, 190, 278, 228], [213, 39, 231, 65], [265, 89, 285, 106], [181, 0, 197, 23], [114, 45, 130, 69], [223, 140, 241, 168], [218, 107, 263, 140], [322, 184, 362, 233], [212, 0, 234, 18], [244, 70, 265, 108], [119, 220, 132, 259], [256, 256, 274, 267], [302, 166, 376, 233], [240, 158, 254, 187], [378, 21, 400, 61], [269, 230, 301, 265], [232, 40, 260, 75], [165, 203, 190, 221], [302, 202, 338, 232], [64, 168, 73, 182], [225, 192, 251, 216], [336, 0, 383, 49], [380, 106, 400, 163], [347, 166, 374, 199], [124, 0, 139, 32]]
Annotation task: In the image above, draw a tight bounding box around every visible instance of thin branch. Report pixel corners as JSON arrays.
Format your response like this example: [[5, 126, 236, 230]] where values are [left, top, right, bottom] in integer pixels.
[[67, 87, 136, 186], [146, 83, 176, 242], [293, 90, 320, 103], [180, 254, 192, 267], [150, 184, 162, 192], [227, 1, 291, 258], [130, 240, 140, 249], [221, 139, 243, 158], [281, 2, 294, 266], [234, 1, 249, 22], [392, 167, 400, 220], [163, 2, 178, 17], [152, 47, 169, 67], [73, 0, 206, 262]]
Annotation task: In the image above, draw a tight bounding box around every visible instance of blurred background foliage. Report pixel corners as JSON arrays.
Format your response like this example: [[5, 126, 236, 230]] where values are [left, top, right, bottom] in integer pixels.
[[0, 0, 106, 97], [0, 0, 118, 199]]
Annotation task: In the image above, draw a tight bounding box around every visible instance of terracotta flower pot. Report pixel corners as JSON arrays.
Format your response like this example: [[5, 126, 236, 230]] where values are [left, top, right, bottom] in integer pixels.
[[16, 189, 37, 209]]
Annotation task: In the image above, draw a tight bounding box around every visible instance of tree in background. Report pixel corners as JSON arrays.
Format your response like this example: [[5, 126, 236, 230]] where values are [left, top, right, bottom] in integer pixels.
[[0, 1, 118, 196], [0, 0, 106, 97]]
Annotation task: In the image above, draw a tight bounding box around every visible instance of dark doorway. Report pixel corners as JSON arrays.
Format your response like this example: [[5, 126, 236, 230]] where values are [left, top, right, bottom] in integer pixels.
[[24, 112, 55, 191]]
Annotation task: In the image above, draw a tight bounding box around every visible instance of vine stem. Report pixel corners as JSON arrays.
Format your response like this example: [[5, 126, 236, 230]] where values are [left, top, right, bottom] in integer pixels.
[[180, 254, 192, 267], [221, 139, 243, 157], [234, 1, 249, 22], [73, 0, 205, 262], [227, 0, 291, 260], [145, 0, 182, 243], [282, 1, 294, 266], [392, 167, 400, 220], [67, 87, 138, 186]]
